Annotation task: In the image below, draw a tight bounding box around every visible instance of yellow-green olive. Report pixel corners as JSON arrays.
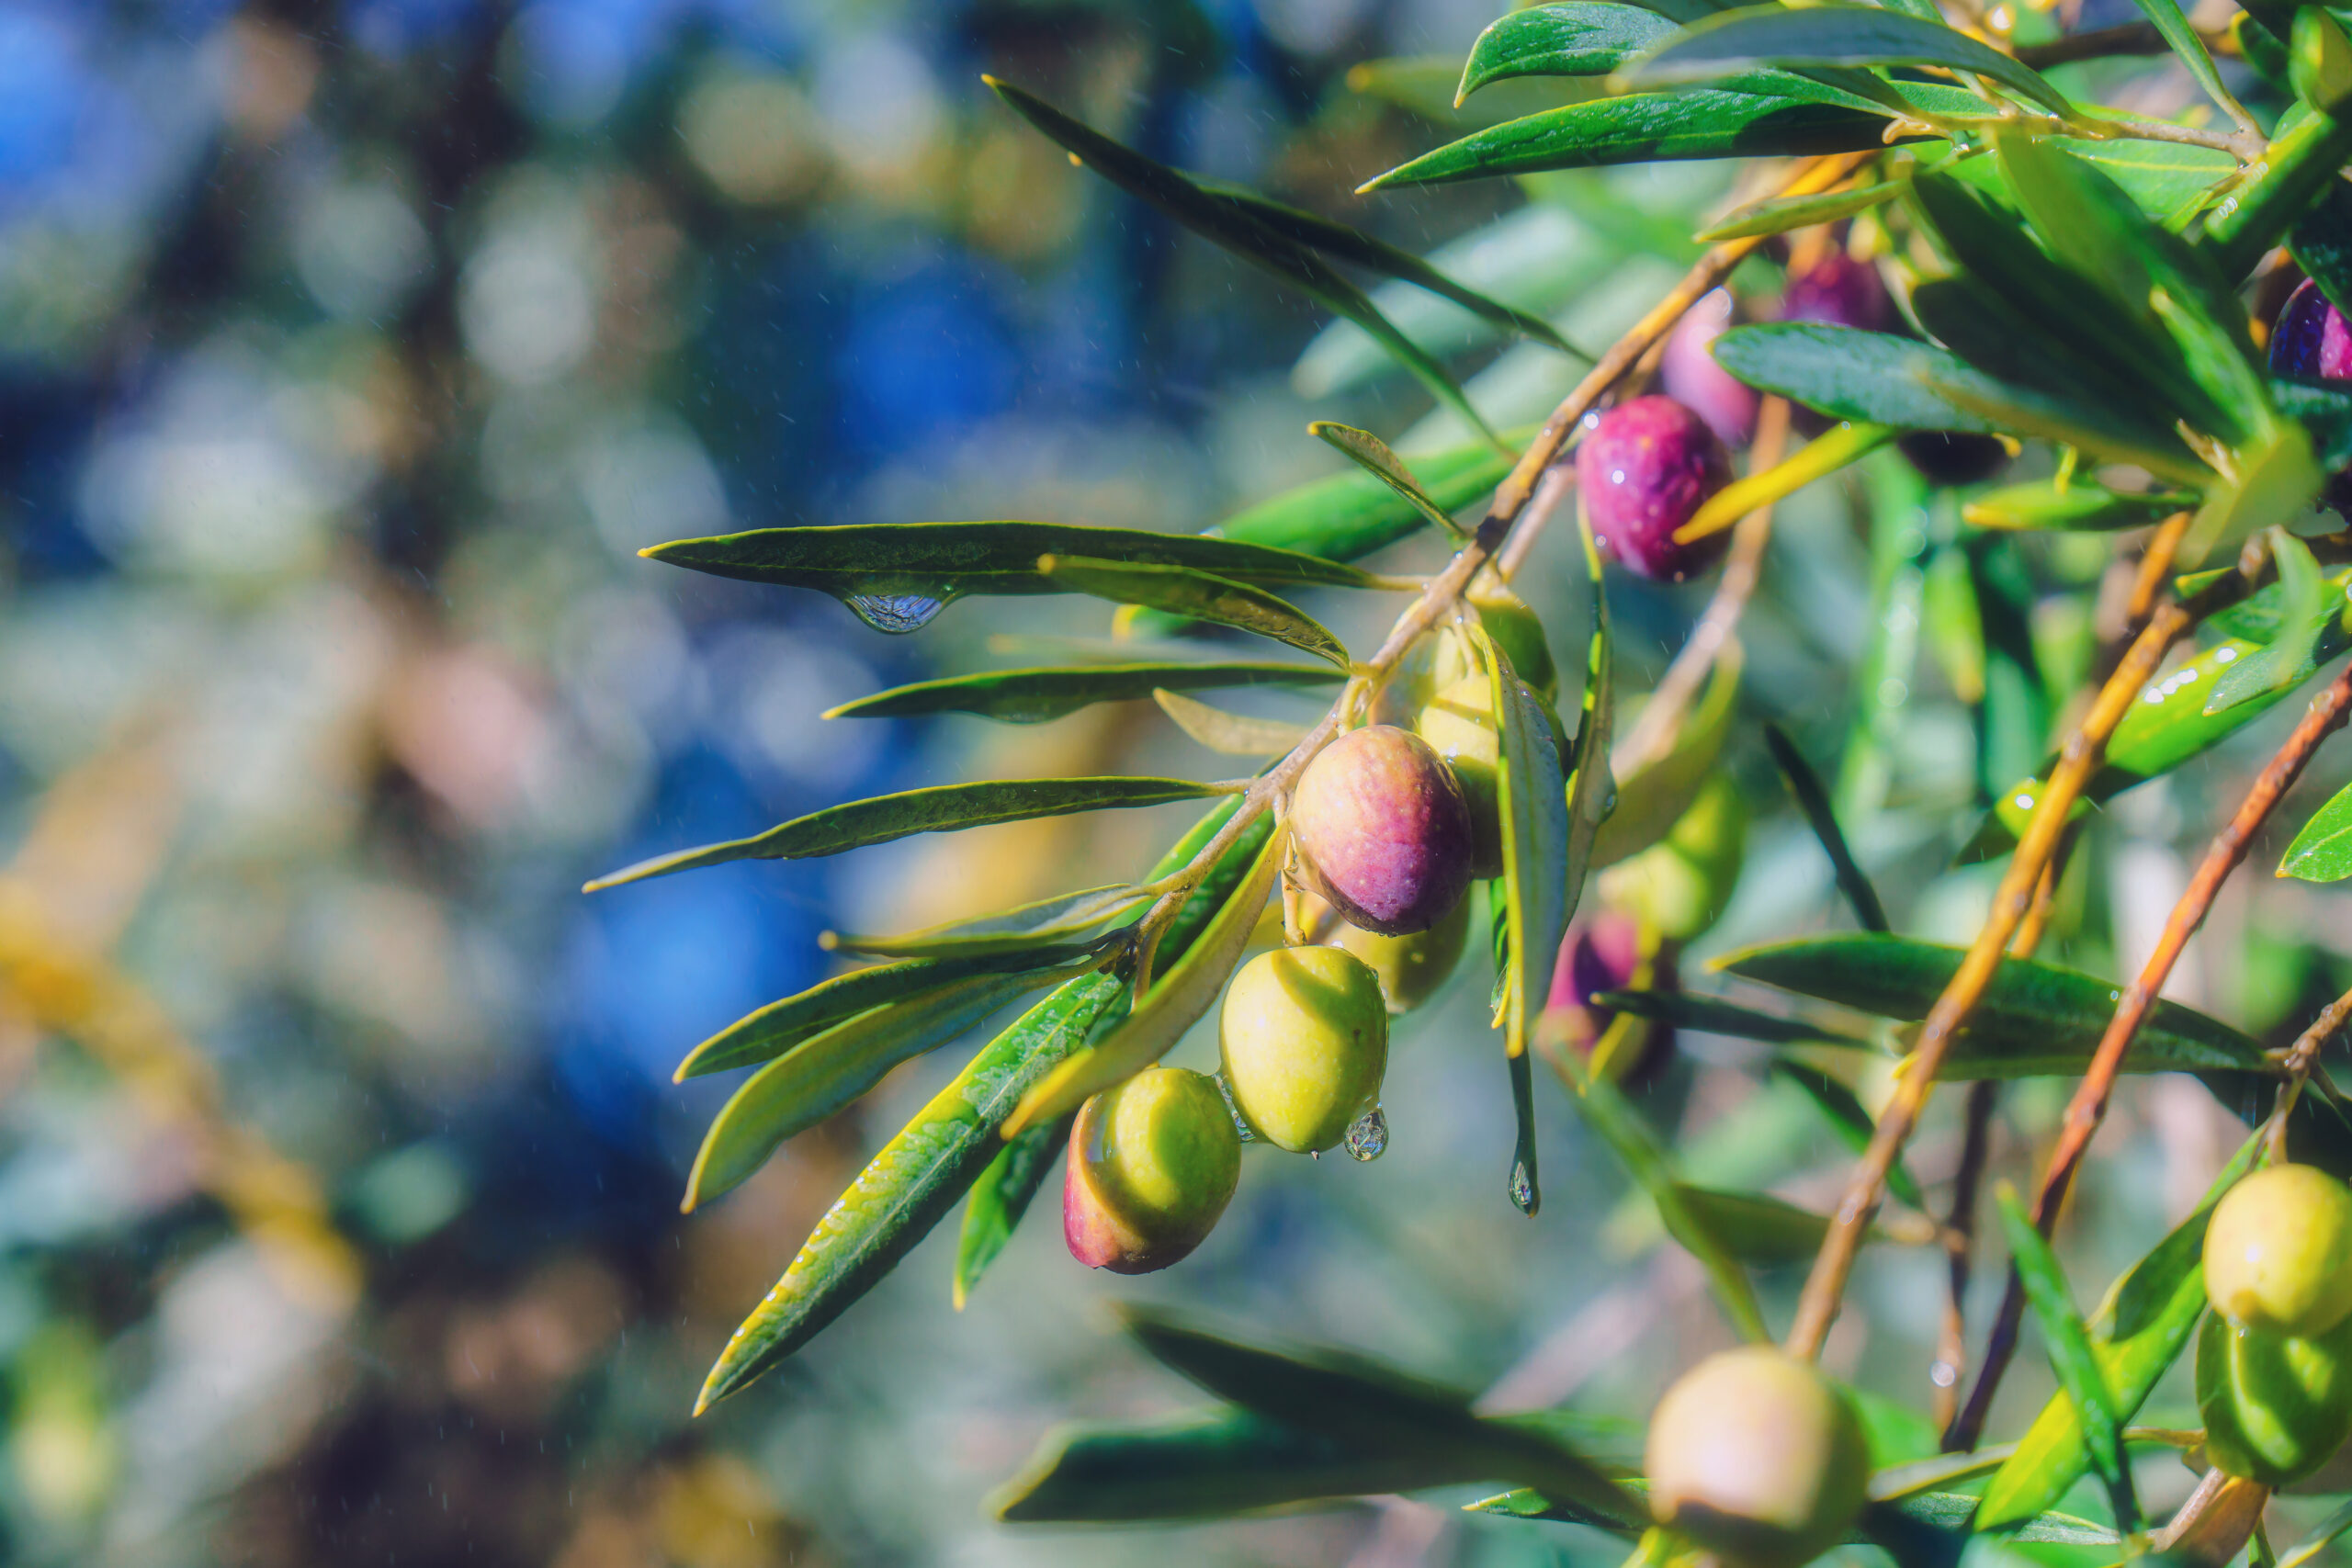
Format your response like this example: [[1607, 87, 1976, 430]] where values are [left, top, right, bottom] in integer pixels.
[[1336, 887, 1471, 1015], [2196, 1308, 2352, 1486], [1599, 772, 1747, 942], [1413, 676, 1502, 878], [1063, 1066, 1241, 1274], [2205, 1165, 2352, 1336], [1645, 1346, 1870, 1568], [1219, 946, 1388, 1153]]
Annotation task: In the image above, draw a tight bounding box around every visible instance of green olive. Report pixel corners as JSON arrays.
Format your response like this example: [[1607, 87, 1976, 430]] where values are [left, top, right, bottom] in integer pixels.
[[1063, 1066, 1241, 1274], [2205, 1165, 2352, 1336], [2196, 1308, 2352, 1486], [1645, 1346, 1870, 1568], [1470, 584, 1558, 703], [1599, 773, 1748, 942], [1219, 946, 1389, 1152], [1336, 887, 1471, 1014], [1414, 675, 1503, 878]]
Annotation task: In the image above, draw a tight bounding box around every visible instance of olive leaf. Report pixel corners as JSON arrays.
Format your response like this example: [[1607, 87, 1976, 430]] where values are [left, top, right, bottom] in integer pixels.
[[684, 962, 1095, 1211], [1671, 1185, 1833, 1265], [2113, 0, 2243, 133], [1762, 722, 1889, 933], [986, 78, 1509, 444], [2278, 1497, 2352, 1568], [1118, 1306, 1642, 1528], [1962, 481, 2192, 532], [1458, 3, 1685, 100], [1717, 934, 2276, 1077], [1996, 1186, 2137, 1529], [2204, 532, 2330, 714], [1591, 987, 1880, 1049], [1004, 823, 1287, 1136], [1154, 689, 1314, 756], [2280, 781, 2352, 881], [824, 660, 1341, 724], [1617, 5, 2073, 116], [1770, 1059, 1927, 1210], [954, 1111, 1069, 1311], [642, 519, 1375, 633], [1678, 420, 1898, 545], [1039, 556, 1353, 669], [1696, 172, 1916, 243], [693, 800, 1271, 1411], [1216, 431, 1521, 562], [1478, 1486, 2116, 1546], [676, 944, 1115, 1079], [587, 776, 1236, 890], [820, 884, 1150, 960], [1310, 422, 1470, 539]]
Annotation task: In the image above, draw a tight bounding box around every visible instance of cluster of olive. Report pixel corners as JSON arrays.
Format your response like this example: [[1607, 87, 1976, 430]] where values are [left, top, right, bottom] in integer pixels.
[[2198, 1163, 2352, 1486]]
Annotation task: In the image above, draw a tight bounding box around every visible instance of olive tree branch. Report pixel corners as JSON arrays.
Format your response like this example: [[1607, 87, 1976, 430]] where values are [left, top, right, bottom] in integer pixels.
[[2266, 983, 2352, 1160], [1124, 153, 1875, 991], [1951, 652, 2352, 1446]]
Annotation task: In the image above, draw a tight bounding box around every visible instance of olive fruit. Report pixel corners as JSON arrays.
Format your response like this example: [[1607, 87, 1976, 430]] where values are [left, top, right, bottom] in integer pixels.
[[1897, 430, 2008, 488], [1545, 907, 1673, 1082], [1661, 288, 1760, 447], [1063, 1066, 1241, 1274], [1599, 772, 1748, 942], [1576, 395, 1736, 583], [1470, 584, 1558, 703], [1338, 887, 1471, 1015], [1292, 725, 1475, 936], [1219, 945, 1389, 1153], [1645, 1346, 1871, 1568], [1413, 676, 1503, 878], [1779, 250, 1891, 333], [2196, 1308, 2352, 1486], [2273, 276, 2352, 379], [2205, 1164, 2352, 1336]]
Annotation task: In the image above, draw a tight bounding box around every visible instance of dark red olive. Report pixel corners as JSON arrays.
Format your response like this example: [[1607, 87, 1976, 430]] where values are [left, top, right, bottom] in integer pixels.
[[1544, 908, 1674, 1085], [1292, 725, 1475, 937], [1661, 288, 1759, 448], [2273, 277, 2352, 380], [1575, 395, 1735, 583], [1779, 251, 1890, 333], [1897, 431, 2008, 487]]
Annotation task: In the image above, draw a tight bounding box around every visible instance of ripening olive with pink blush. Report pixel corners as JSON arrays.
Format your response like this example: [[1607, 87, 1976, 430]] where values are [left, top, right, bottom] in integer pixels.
[[2273, 277, 2352, 379], [1778, 250, 1890, 333], [1661, 288, 1759, 447], [1291, 725, 1474, 937], [1063, 1066, 1240, 1275], [1544, 908, 1673, 1084], [1576, 395, 1735, 582]]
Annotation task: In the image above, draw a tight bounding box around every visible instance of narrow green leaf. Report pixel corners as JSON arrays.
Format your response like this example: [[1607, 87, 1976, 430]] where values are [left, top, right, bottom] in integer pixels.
[[1310, 422, 1468, 539], [588, 776, 1234, 890], [2116, 0, 2245, 130], [1555, 1057, 1771, 1341], [1769, 1059, 1927, 1210], [2064, 135, 2239, 227], [1717, 933, 2277, 1078], [1562, 512, 1617, 941], [1996, 1186, 2137, 1529], [986, 78, 1506, 444], [2200, 95, 2352, 282], [1962, 480, 2192, 532], [1459, 4, 1684, 99], [1620, 5, 2073, 116], [692, 798, 1272, 1409], [642, 520, 1374, 632], [954, 1111, 1068, 1311], [2179, 417, 2323, 566], [2278, 1497, 2352, 1568], [1591, 643, 1739, 868], [1672, 1185, 1832, 1265], [1489, 628, 1574, 1070], [2281, 781, 2352, 881], [2204, 532, 2327, 714], [1006, 824, 1286, 1135], [684, 964, 1091, 1211], [1154, 689, 1313, 756], [1213, 433, 1521, 564], [2276, 378, 2352, 468], [1361, 88, 1905, 188], [676, 946, 1112, 1079], [1477, 1484, 2116, 1546], [1119, 1306, 1642, 1529], [1040, 556, 1352, 669], [1976, 1134, 2262, 1528], [821, 885, 1149, 960], [1696, 172, 1916, 243], [1762, 723, 1889, 933], [825, 660, 1341, 724], [990, 1406, 1526, 1522], [1591, 987, 1880, 1049], [1679, 420, 1899, 547]]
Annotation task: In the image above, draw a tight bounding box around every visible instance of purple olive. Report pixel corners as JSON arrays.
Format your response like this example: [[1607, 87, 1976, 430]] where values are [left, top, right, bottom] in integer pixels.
[[1662, 288, 1760, 447], [1779, 250, 1890, 333], [1897, 430, 2008, 488], [1292, 725, 1474, 937], [1544, 908, 1673, 1084], [1576, 395, 1735, 583], [2273, 277, 2352, 379]]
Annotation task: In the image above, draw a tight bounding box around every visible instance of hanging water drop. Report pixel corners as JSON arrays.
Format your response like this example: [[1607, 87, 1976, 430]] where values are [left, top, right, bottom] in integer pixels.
[[1345, 1104, 1388, 1162], [1213, 1070, 1257, 1144], [1509, 1159, 1538, 1214], [843, 592, 948, 634]]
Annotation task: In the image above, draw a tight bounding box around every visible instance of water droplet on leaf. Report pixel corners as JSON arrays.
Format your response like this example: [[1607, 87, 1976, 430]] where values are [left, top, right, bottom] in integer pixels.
[[1345, 1105, 1388, 1162], [844, 592, 947, 634], [1509, 1159, 1538, 1214], [1213, 1070, 1256, 1144]]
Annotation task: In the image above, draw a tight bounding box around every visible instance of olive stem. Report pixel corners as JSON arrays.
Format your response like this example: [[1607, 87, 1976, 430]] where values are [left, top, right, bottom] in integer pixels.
[[1782, 536, 2272, 1362], [1951, 599, 2352, 1450], [2263, 983, 2352, 1160], [1119, 152, 1879, 990]]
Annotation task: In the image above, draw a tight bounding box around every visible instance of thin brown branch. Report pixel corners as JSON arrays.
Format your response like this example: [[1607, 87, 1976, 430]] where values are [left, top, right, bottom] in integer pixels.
[[2267, 982, 2352, 1160], [1953, 634, 2352, 1447], [1931, 1078, 1999, 1435], [1783, 593, 2205, 1359]]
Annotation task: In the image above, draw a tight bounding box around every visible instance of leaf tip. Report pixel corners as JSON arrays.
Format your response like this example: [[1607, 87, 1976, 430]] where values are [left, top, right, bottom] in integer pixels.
[[817, 930, 842, 951]]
